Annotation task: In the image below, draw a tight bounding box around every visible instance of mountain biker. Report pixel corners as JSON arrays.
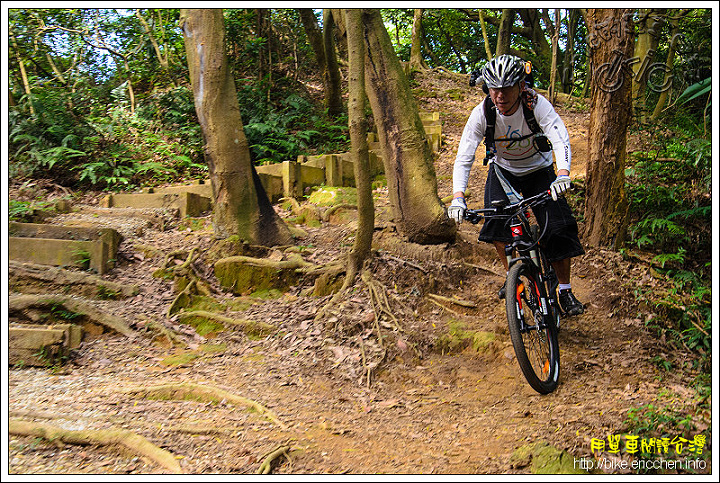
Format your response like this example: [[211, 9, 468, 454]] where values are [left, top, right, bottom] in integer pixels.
[[448, 54, 585, 316]]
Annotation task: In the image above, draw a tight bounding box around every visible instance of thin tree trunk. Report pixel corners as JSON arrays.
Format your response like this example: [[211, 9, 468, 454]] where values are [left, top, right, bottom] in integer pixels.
[[409, 9, 426, 71], [135, 9, 176, 87], [323, 9, 344, 118], [344, 9, 374, 280], [651, 10, 688, 119], [361, 9, 455, 244], [299, 9, 326, 71], [583, 8, 633, 248], [10, 30, 35, 116], [562, 9, 579, 93], [549, 9, 560, 104], [181, 9, 290, 247], [478, 10, 493, 61]]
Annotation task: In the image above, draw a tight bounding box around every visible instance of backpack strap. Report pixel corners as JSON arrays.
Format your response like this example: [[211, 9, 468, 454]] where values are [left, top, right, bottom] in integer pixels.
[[521, 101, 542, 134], [483, 92, 545, 165], [482, 96, 497, 166]]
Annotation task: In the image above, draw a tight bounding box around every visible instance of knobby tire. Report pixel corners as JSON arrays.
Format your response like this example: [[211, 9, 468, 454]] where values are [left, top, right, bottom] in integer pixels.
[[506, 261, 560, 394]]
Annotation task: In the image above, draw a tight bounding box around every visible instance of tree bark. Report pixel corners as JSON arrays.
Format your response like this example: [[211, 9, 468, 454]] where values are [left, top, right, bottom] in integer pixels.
[[632, 9, 663, 122], [361, 9, 455, 244], [344, 9, 374, 279], [9, 29, 35, 116], [409, 9, 426, 71], [548, 9, 560, 104], [495, 9, 515, 56], [651, 10, 689, 119], [478, 10, 493, 61], [181, 9, 291, 247], [583, 9, 633, 248], [323, 9, 344, 118], [561, 9, 580, 93], [299, 9, 327, 73]]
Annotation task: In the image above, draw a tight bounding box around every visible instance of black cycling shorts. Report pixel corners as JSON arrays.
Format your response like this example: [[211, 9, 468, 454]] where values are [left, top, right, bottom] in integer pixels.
[[477, 164, 585, 262]]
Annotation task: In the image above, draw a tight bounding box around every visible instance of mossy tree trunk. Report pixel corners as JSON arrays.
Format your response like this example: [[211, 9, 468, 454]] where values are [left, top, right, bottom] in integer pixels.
[[583, 8, 633, 248], [181, 9, 290, 246], [344, 9, 374, 280], [361, 9, 456, 244], [495, 9, 515, 56]]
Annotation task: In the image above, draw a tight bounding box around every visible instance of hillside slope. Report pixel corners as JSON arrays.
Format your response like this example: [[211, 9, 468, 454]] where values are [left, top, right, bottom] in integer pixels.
[[6, 68, 710, 475]]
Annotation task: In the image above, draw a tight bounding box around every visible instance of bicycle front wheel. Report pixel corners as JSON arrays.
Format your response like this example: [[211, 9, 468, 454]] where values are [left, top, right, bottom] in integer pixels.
[[506, 261, 560, 394]]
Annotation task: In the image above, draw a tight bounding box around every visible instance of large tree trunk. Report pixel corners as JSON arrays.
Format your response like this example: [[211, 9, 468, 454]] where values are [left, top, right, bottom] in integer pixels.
[[323, 9, 344, 118], [181, 9, 290, 247], [409, 9, 426, 71], [495, 9, 515, 56], [361, 9, 455, 244], [344, 9, 374, 278], [583, 9, 633, 248]]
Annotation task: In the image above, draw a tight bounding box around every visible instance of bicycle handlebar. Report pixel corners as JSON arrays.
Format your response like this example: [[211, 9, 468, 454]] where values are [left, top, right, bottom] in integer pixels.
[[463, 188, 561, 225]]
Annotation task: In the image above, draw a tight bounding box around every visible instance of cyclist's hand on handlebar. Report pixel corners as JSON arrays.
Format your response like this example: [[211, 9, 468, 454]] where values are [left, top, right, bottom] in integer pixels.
[[550, 174, 571, 201], [448, 197, 467, 224]]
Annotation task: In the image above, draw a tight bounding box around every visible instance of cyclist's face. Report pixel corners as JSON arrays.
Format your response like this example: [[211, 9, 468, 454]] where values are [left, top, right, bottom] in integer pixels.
[[489, 81, 523, 115]]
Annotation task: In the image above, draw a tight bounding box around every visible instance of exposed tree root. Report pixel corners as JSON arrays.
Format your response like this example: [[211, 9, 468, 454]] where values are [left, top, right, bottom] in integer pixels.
[[177, 310, 277, 338], [122, 382, 288, 430], [321, 203, 357, 222], [378, 252, 428, 273], [427, 297, 463, 316], [426, 293, 477, 308], [257, 444, 292, 474], [7, 294, 135, 337], [281, 196, 322, 225], [142, 318, 188, 347], [361, 270, 402, 332], [159, 247, 219, 299], [463, 261, 503, 276], [8, 419, 182, 474], [8, 260, 139, 299]]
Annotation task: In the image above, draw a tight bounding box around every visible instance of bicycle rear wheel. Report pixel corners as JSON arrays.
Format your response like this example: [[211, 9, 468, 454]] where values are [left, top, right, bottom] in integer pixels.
[[506, 261, 560, 394]]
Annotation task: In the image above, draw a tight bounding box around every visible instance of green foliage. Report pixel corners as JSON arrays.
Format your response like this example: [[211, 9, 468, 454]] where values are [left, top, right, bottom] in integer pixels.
[[623, 386, 710, 474], [237, 83, 349, 164], [8, 199, 53, 222], [625, 101, 711, 371]]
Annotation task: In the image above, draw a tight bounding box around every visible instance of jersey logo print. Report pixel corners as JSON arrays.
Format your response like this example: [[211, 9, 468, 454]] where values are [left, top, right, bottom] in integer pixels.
[[496, 124, 535, 159]]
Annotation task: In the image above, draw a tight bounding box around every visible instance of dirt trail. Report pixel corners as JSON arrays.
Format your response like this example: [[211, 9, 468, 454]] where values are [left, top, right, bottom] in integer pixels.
[[6, 70, 706, 476]]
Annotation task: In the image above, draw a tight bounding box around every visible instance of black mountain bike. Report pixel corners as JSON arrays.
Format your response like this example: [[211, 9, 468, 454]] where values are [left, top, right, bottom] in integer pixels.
[[464, 189, 563, 394]]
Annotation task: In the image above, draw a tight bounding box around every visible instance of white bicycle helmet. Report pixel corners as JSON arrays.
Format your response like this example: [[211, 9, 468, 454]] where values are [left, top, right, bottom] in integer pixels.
[[481, 54, 526, 89]]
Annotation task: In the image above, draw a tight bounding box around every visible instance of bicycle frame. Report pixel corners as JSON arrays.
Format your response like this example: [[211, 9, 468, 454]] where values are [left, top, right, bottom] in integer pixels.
[[465, 190, 560, 331]]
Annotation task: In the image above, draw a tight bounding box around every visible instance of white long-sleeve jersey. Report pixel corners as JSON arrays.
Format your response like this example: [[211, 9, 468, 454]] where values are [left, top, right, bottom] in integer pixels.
[[452, 93, 571, 195]]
